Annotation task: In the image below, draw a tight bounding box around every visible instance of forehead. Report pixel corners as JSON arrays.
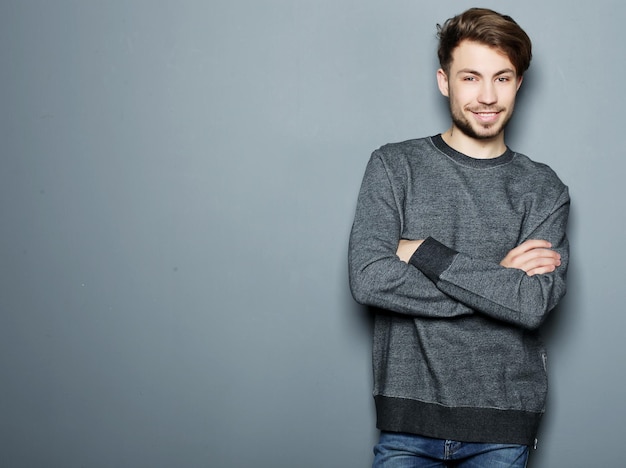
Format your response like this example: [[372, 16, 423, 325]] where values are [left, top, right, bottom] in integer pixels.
[[450, 40, 516, 74]]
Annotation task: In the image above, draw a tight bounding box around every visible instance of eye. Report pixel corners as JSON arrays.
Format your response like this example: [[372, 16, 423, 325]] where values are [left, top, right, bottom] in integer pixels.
[[497, 76, 511, 83], [463, 76, 477, 81]]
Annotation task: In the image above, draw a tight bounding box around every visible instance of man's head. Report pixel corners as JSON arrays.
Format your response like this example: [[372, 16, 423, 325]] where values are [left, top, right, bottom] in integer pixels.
[[436, 8, 532, 144], [437, 8, 532, 77]]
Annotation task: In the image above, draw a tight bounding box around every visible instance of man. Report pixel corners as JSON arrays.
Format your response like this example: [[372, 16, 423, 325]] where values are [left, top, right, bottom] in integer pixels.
[[348, 8, 569, 467]]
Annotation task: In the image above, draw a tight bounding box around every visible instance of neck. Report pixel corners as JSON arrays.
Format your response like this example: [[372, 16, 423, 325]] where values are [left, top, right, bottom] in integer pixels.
[[441, 127, 507, 159]]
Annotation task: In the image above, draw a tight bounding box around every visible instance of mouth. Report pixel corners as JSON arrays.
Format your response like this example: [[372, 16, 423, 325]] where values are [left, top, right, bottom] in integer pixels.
[[471, 110, 502, 123]]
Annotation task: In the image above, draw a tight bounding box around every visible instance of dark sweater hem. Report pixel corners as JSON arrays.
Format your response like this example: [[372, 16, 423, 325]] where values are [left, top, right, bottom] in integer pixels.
[[375, 395, 541, 446]]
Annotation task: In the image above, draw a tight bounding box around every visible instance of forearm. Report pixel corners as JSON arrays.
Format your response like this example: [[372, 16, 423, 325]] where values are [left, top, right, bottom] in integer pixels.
[[409, 236, 568, 329], [349, 239, 474, 318], [348, 152, 472, 319]]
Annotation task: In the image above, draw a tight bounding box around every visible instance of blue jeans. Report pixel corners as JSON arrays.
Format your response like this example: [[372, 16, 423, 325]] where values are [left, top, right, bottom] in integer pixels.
[[373, 432, 529, 468]]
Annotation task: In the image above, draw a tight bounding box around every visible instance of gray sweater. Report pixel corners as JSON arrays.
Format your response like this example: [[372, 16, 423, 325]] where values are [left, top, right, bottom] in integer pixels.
[[348, 135, 569, 445]]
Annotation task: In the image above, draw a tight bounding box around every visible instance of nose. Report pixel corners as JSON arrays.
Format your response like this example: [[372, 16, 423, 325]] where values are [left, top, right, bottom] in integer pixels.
[[478, 82, 497, 105]]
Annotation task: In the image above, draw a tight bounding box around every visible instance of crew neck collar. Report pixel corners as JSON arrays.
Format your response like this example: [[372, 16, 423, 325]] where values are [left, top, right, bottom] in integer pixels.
[[430, 134, 515, 168]]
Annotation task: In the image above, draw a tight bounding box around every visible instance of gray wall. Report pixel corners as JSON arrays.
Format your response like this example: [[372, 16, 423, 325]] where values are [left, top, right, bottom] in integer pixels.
[[1, 1, 623, 467]]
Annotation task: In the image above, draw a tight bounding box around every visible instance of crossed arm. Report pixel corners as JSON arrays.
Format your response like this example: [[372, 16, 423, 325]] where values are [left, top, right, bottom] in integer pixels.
[[350, 205, 569, 330], [348, 152, 570, 329], [387, 230, 568, 329], [397, 239, 562, 276]]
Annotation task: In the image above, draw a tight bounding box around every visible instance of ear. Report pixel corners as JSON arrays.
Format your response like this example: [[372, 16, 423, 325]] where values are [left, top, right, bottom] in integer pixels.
[[437, 69, 450, 97], [516, 75, 524, 92]]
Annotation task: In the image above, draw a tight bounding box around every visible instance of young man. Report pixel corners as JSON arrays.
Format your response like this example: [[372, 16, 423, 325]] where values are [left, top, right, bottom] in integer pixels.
[[348, 8, 569, 467]]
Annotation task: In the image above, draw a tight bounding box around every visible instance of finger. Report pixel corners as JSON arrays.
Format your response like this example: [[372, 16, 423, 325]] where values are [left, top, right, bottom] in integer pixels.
[[512, 239, 552, 255], [515, 248, 560, 264], [519, 255, 561, 274], [500, 242, 559, 270], [525, 264, 558, 276]]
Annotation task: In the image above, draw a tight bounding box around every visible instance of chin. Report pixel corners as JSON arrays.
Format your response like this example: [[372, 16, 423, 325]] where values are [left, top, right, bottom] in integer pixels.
[[474, 127, 504, 140], [451, 111, 509, 141], [457, 122, 504, 141]]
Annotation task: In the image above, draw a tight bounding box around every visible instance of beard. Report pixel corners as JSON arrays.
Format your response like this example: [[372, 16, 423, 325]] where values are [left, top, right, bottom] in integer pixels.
[[449, 100, 514, 141]]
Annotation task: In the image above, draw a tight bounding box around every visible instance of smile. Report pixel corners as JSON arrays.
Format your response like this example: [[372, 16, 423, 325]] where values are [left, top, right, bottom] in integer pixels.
[[472, 111, 501, 123]]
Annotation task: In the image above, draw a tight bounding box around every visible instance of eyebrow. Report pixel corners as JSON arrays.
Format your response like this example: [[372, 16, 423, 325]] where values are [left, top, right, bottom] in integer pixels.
[[456, 68, 516, 77]]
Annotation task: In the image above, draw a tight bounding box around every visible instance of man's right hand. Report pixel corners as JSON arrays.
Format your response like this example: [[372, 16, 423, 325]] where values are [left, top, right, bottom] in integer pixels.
[[500, 239, 561, 276]]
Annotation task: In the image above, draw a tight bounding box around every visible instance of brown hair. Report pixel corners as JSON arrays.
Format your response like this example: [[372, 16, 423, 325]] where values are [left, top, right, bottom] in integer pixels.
[[437, 8, 532, 76]]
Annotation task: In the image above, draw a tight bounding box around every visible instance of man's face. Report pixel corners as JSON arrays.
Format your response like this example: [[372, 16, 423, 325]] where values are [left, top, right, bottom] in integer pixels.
[[437, 40, 523, 141]]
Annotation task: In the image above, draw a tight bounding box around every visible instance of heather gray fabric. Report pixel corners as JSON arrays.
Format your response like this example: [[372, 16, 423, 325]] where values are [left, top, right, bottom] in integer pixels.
[[348, 134, 569, 445]]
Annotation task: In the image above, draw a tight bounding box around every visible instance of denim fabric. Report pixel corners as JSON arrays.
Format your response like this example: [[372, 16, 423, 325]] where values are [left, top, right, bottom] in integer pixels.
[[373, 432, 529, 468]]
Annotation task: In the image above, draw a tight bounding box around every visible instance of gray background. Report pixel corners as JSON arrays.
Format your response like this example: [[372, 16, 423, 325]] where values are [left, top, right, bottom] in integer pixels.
[[1, 1, 623, 467]]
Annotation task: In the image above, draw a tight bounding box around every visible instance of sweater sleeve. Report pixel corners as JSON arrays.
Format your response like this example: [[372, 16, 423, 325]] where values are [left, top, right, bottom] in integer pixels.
[[409, 186, 570, 330], [348, 151, 473, 318]]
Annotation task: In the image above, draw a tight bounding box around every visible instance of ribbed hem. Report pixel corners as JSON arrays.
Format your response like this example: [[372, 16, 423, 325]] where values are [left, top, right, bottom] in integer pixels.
[[375, 395, 542, 446]]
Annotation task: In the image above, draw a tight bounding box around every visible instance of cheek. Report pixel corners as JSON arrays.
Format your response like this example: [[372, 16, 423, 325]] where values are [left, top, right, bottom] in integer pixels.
[[449, 88, 473, 109], [500, 84, 519, 100], [502, 90, 519, 108]]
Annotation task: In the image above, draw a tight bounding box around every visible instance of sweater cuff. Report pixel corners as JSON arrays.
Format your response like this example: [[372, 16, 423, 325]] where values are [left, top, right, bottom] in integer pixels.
[[409, 237, 458, 283]]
